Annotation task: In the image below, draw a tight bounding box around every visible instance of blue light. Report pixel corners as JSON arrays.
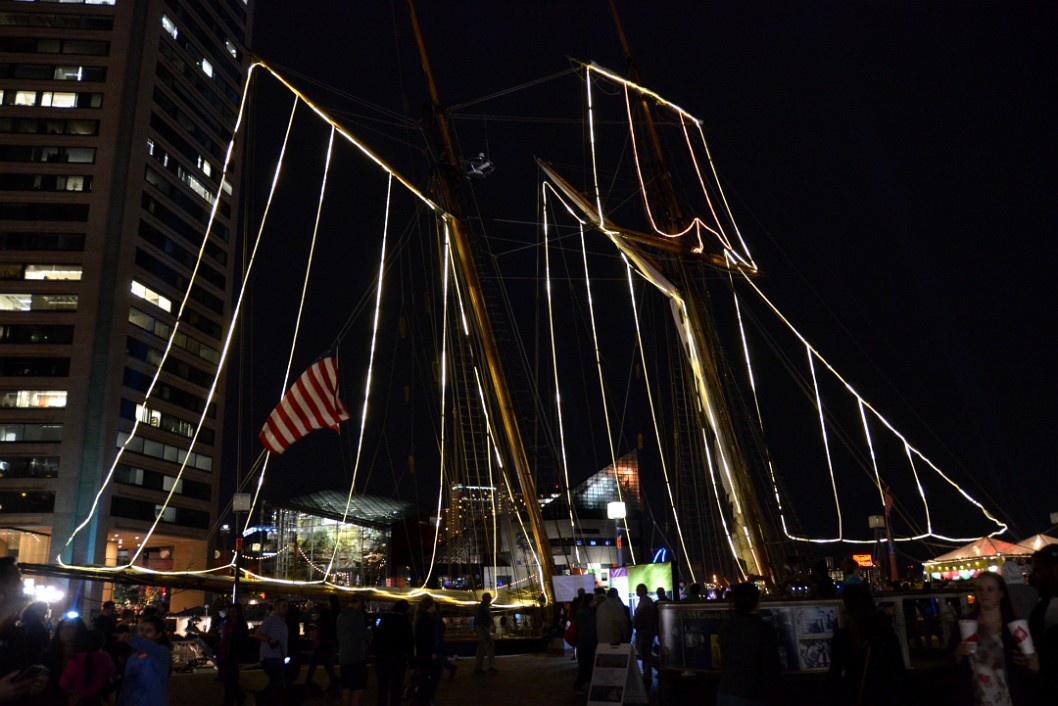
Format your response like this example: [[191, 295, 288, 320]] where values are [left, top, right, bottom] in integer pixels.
[[65, 610, 80, 620], [652, 548, 668, 563]]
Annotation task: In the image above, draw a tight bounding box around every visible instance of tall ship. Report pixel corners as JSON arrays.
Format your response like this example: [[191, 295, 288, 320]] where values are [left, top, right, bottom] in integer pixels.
[[16, 3, 1029, 619]]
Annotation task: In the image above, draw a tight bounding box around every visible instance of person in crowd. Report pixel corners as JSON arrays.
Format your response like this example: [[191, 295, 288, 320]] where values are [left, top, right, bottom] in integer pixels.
[[0, 557, 48, 704], [655, 587, 670, 603], [685, 583, 704, 601], [216, 602, 248, 706], [116, 614, 170, 706], [472, 592, 496, 674], [436, 611, 457, 680], [951, 571, 1038, 705], [284, 599, 303, 687], [372, 599, 414, 706], [596, 587, 629, 646], [18, 602, 50, 661], [41, 614, 87, 706], [572, 593, 598, 694], [810, 561, 838, 598], [253, 597, 289, 703], [336, 596, 369, 706], [632, 583, 658, 687], [60, 628, 115, 706], [91, 601, 118, 657], [1028, 544, 1058, 705], [303, 594, 339, 694], [412, 595, 443, 706], [841, 556, 863, 586], [716, 582, 779, 706], [830, 583, 905, 705]]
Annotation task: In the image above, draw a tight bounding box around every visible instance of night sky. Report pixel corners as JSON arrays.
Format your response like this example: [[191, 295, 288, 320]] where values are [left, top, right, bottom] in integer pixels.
[[240, 2, 1056, 555]]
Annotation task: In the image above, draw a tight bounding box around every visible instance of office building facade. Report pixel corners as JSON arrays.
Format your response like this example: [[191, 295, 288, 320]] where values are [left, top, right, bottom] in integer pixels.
[[0, 0, 252, 609]]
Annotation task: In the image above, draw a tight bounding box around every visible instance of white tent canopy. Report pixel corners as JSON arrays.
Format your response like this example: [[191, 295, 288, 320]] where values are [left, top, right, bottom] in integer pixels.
[[1015, 533, 1058, 554], [924, 537, 1021, 566]]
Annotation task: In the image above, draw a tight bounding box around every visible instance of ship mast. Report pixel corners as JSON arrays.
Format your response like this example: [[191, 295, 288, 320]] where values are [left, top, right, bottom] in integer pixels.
[[406, 0, 556, 603], [607, 2, 779, 584]]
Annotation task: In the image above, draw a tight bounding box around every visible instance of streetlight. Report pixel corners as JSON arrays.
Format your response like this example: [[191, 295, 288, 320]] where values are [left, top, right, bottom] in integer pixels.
[[232, 493, 252, 605], [608, 501, 626, 568]]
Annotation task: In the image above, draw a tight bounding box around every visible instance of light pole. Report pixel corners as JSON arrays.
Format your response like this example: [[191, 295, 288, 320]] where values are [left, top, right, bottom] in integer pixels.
[[608, 501, 627, 568], [232, 492, 252, 605]]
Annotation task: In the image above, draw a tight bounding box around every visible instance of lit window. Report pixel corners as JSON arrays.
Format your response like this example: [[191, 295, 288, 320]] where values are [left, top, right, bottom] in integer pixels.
[[53, 66, 84, 81], [130, 280, 171, 313], [135, 404, 162, 427], [14, 92, 36, 107], [161, 15, 178, 40], [0, 391, 67, 409], [225, 39, 238, 59], [23, 265, 83, 281], [40, 93, 78, 108], [200, 59, 213, 79]]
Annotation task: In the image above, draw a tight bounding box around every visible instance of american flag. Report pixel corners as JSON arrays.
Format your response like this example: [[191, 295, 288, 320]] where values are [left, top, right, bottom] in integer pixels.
[[258, 355, 351, 455]]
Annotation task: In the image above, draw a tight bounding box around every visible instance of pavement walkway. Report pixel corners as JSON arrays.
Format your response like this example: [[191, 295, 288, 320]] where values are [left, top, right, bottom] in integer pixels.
[[171, 652, 664, 706]]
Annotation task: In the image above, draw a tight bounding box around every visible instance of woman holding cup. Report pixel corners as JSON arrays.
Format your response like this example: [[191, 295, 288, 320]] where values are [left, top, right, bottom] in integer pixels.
[[951, 572, 1038, 705]]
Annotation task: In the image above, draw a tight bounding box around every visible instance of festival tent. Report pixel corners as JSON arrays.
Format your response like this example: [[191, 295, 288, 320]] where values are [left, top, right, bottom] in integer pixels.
[[923, 537, 1023, 582], [1015, 533, 1058, 553]]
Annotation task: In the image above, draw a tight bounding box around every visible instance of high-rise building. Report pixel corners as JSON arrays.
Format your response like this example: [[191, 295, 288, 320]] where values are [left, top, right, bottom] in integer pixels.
[[0, 0, 253, 610]]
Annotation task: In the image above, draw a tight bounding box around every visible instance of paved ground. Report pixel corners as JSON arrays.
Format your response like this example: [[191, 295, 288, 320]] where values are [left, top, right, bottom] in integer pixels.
[[171, 652, 664, 706], [171, 649, 955, 705]]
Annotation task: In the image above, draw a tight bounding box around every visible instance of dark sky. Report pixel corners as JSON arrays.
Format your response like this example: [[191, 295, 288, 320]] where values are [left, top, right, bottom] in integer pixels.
[[242, 2, 1056, 549]]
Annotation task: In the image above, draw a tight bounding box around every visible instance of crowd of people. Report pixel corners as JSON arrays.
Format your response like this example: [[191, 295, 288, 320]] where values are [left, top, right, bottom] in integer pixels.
[[0, 557, 173, 705], [2, 544, 1055, 706]]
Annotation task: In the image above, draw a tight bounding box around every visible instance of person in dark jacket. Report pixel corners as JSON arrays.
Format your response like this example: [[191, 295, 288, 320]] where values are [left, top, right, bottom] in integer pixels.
[[716, 582, 779, 705], [1028, 545, 1058, 706], [303, 595, 339, 694], [412, 596, 442, 706], [830, 583, 906, 706], [372, 600, 414, 706], [216, 602, 248, 706], [572, 593, 598, 694]]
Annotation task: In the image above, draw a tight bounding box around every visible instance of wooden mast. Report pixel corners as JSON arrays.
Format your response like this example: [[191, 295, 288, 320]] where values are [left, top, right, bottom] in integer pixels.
[[605, 2, 779, 584], [405, 0, 556, 603]]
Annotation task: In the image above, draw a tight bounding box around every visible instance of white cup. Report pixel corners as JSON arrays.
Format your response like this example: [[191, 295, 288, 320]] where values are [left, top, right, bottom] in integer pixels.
[[958, 619, 978, 654], [1007, 619, 1035, 656]]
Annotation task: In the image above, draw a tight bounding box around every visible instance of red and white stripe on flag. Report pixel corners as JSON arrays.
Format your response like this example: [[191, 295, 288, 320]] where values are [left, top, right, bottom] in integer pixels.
[[258, 356, 351, 455]]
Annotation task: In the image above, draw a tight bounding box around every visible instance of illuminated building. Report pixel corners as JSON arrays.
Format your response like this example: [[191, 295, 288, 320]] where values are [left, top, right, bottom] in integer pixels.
[[0, 0, 253, 611], [252, 491, 416, 587]]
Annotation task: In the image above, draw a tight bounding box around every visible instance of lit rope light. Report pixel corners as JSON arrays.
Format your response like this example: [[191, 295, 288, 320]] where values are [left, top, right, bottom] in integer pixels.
[[904, 442, 933, 535], [734, 270, 1007, 541], [858, 399, 887, 510], [420, 219, 453, 591], [702, 427, 747, 581], [577, 221, 636, 565], [725, 266, 793, 540], [244, 121, 335, 541], [622, 255, 692, 581], [621, 86, 709, 252], [540, 178, 760, 571], [325, 171, 393, 578], [690, 120, 756, 270], [62, 73, 298, 567], [585, 68, 605, 225], [808, 345, 844, 541], [541, 186, 581, 565]]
